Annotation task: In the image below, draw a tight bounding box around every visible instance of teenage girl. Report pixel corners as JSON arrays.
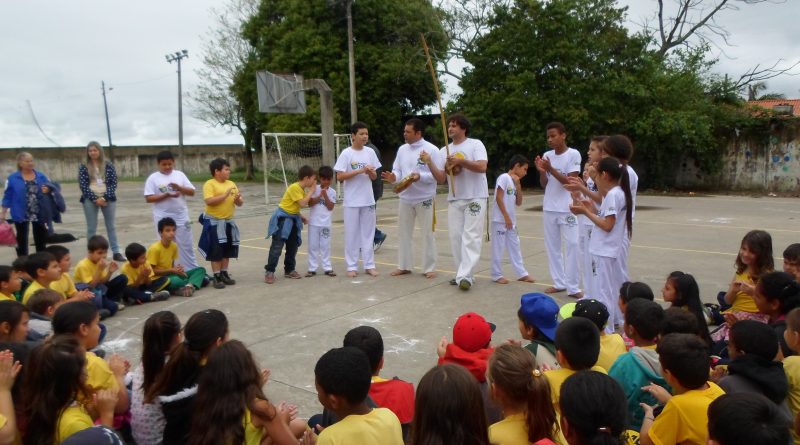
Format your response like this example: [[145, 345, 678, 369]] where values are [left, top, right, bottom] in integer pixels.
[[130, 311, 182, 445], [559, 371, 629, 445], [0, 301, 29, 343], [189, 340, 302, 445], [409, 364, 490, 445], [754, 271, 800, 359], [570, 156, 633, 332], [146, 309, 228, 444], [487, 344, 557, 445], [22, 335, 117, 445], [662, 271, 712, 346]]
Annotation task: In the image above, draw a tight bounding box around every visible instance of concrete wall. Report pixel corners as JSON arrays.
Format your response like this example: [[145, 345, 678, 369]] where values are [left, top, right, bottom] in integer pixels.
[[676, 123, 800, 192], [0, 144, 246, 183]]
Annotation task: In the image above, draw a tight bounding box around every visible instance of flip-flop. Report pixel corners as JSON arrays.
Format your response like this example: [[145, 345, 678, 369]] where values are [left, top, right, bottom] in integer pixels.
[[391, 269, 412, 276]]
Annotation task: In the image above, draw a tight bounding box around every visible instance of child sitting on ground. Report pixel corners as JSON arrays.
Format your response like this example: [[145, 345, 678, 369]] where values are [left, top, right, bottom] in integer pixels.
[[307, 347, 403, 445], [619, 281, 655, 349], [0, 266, 20, 302], [517, 293, 560, 370], [11, 257, 30, 300], [661, 307, 702, 338], [662, 271, 711, 346], [148, 217, 207, 297], [781, 308, 800, 444], [560, 371, 632, 445], [25, 288, 63, 340], [754, 271, 800, 359], [609, 299, 667, 430], [73, 235, 126, 313], [708, 393, 791, 445], [21, 252, 61, 305], [306, 166, 337, 278], [121, 242, 170, 304], [783, 243, 800, 282], [44, 245, 93, 304], [264, 165, 315, 284], [0, 300, 29, 344], [568, 298, 626, 371], [639, 333, 725, 445]]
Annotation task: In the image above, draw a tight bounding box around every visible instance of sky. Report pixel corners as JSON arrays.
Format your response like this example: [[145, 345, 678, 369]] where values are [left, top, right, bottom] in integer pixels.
[[1, 0, 798, 149]]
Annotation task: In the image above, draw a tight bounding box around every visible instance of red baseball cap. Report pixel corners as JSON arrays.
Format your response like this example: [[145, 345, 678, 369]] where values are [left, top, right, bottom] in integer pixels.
[[453, 312, 495, 353]]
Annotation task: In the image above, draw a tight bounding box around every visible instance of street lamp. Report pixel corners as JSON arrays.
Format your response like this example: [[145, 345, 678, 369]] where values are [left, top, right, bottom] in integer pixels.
[[166, 49, 189, 169]]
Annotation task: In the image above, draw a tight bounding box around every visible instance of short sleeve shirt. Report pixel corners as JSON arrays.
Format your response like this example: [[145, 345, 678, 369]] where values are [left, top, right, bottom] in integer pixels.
[[649, 382, 725, 445], [143, 170, 195, 222], [436, 138, 489, 201], [203, 179, 237, 219], [489, 413, 528, 445], [121, 262, 155, 284], [728, 271, 759, 313], [335, 146, 381, 207], [85, 351, 120, 394], [73, 258, 108, 285], [589, 186, 627, 259], [278, 182, 306, 215], [597, 333, 627, 372], [22, 280, 46, 304], [309, 185, 337, 227], [57, 404, 94, 443], [147, 241, 178, 271], [316, 408, 403, 445], [492, 173, 518, 224], [49, 273, 76, 300], [541, 148, 582, 212]]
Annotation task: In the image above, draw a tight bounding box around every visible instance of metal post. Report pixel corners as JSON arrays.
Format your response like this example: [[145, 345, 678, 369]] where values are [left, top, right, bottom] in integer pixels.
[[166, 50, 189, 170], [346, 0, 357, 123], [101, 81, 115, 162]]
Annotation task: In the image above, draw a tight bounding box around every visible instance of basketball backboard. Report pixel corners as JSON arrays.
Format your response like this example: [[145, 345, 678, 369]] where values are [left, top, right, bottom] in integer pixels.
[[256, 71, 306, 114]]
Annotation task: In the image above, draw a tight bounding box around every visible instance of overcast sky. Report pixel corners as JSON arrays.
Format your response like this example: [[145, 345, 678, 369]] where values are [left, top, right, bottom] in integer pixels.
[[1, 0, 798, 149]]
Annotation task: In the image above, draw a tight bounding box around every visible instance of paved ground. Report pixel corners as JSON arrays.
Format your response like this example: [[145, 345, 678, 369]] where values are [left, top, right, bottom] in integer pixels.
[[2, 181, 798, 417]]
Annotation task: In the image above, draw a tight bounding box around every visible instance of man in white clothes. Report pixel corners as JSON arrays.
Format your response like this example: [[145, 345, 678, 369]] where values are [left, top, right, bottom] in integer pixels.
[[534, 122, 582, 298], [144, 150, 200, 270], [430, 113, 488, 291], [381, 118, 440, 278], [334, 122, 381, 278]]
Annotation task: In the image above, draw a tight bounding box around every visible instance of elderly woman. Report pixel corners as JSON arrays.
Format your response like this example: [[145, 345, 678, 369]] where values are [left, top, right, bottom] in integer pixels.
[[1, 152, 53, 256], [78, 141, 123, 261]]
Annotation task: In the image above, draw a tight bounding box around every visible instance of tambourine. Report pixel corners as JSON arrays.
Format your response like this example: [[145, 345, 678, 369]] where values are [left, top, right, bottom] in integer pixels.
[[393, 175, 415, 193]]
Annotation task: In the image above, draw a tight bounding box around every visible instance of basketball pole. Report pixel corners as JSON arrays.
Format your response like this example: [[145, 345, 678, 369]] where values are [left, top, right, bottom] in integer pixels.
[[420, 34, 455, 197]]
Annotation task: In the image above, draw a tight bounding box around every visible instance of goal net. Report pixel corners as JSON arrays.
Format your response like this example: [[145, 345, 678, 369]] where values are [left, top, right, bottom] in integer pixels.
[[260, 132, 352, 205]]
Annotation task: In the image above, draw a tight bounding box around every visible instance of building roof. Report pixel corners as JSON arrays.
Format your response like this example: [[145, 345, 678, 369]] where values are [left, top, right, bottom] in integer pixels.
[[747, 99, 800, 117]]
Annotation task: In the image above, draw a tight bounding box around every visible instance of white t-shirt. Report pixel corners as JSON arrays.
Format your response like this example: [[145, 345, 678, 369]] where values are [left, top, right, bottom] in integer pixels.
[[492, 173, 518, 224], [627, 165, 638, 219], [392, 139, 439, 204], [436, 138, 489, 201], [309, 185, 337, 227], [589, 186, 628, 259], [334, 146, 381, 208], [542, 148, 581, 212], [143, 170, 195, 222], [579, 177, 598, 227]]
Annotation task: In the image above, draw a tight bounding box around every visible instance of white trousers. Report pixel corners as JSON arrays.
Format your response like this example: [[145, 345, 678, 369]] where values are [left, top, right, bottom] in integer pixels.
[[448, 199, 486, 284], [578, 223, 595, 298], [542, 211, 580, 294], [343, 206, 376, 271], [307, 225, 332, 272], [620, 234, 631, 282], [398, 199, 437, 273], [153, 216, 199, 270], [593, 254, 625, 333], [490, 222, 528, 280]]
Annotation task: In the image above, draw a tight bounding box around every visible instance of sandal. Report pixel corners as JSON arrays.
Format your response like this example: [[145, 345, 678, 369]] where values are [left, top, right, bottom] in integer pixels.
[[305, 271, 317, 278], [324, 270, 337, 277]]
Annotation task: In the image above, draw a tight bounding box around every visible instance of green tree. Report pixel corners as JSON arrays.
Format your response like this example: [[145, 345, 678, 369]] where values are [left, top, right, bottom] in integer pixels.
[[234, 0, 449, 152]]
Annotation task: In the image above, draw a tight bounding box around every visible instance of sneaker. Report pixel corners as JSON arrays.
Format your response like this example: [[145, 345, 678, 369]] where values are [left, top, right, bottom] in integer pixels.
[[112, 253, 126, 262], [213, 278, 226, 289], [373, 232, 388, 252], [201, 275, 211, 287], [98, 309, 112, 320], [116, 303, 126, 311], [152, 290, 170, 301], [458, 279, 471, 291], [220, 271, 236, 285], [264, 272, 275, 284], [285, 271, 302, 279]]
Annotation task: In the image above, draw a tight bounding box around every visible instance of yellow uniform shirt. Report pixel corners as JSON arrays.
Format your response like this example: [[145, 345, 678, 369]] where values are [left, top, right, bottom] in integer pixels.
[[649, 382, 725, 445], [784, 356, 800, 445], [316, 408, 403, 445], [85, 351, 120, 394], [243, 409, 263, 445], [49, 273, 76, 300], [489, 413, 528, 445], [0, 292, 15, 302], [727, 271, 759, 313], [203, 179, 237, 219], [147, 241, 178, 271], [120, 262, 155, 285], [545, 366, 607, 445], [278, 182, 305, 215], [597, 334, 627, 372], [56, 404, 93, 443], [22, 280, 47, 305], [73, 258, 108, 285]]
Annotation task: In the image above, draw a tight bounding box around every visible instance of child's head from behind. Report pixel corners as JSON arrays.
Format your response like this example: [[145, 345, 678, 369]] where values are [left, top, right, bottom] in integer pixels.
[[708, 392, 790, 445], [453, 312, 494, 352], [411, 364, 489, 445], [125, 243, 148, 266], [782, 243, 800, 280], [52, 301, 101, 350], [517, 293, 558, 343], [0, 300, 29, 343], [156, 150, 175, 174], [555, 317, 600, 370], [314, 346, 372, 411], [24, 252, 60, 283], [209, 157, 230, 180], [318, 166, 334, 188], [0, 265, 21, 294], [571, 299, 609, 333], [298, 165, 316, 187], [27, 288, 63, 317], [488, 344, 556, 443], [657, 333, 709, 390], [86, 235, 109, 261], [44, 245, 70, 273], [618, 281, 654, 315], [624, 299, 664, 344], [141, 311, 182, 393], [158, 217, 177, 241], [559, 371, 627, 445], [728, 320, 778, 361], [736, 230, 773, 276], [603, 134, 634, 162], [660, 307, 700, 338], [755, 271, 800, 317], [343, 325, 383, 375]]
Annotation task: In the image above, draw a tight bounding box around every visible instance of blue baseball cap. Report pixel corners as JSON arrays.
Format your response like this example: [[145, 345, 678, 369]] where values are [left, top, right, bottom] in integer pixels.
[[519, 293, 559, 342]]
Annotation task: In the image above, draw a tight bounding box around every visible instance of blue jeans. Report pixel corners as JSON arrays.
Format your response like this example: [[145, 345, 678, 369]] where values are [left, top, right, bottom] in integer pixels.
[[265, 218, 299, 274], [82, 200, 120, 254]]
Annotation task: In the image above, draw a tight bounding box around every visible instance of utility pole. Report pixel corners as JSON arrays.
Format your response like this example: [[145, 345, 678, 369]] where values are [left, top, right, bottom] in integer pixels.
[[166, 49, 189, 170], [101, 81, 115, 162], [346, 0, 357, 123]]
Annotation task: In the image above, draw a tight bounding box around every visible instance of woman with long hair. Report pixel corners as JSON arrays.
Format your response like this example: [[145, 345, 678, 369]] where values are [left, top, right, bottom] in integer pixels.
[[78, 141, 123, 261]]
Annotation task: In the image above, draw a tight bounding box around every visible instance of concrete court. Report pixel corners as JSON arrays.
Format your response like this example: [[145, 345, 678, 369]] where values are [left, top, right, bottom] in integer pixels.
[[2, 180, 798, 417]]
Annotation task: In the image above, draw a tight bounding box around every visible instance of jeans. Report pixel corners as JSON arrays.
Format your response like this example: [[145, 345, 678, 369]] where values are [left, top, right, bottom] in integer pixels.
[[82, 200, 120, 254], [265, 218, 299, 274], [14, 221, 48, 257]]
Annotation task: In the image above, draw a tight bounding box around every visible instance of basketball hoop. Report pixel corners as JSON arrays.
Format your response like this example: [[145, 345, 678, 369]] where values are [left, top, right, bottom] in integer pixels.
[[256, 71, 306, 114]]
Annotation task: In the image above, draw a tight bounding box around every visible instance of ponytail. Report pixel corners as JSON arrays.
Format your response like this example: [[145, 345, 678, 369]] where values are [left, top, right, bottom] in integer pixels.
[[596, 156, 633, 238], [141, 311, 181, 394], [668, 272, 711, 346]]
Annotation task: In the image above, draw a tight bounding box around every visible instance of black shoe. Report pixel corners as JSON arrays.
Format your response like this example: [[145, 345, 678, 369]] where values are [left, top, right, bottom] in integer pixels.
[[212, 277, 226, 289], [220, 271, 236, 285], [112, 253, 126, 262], [201, 275, 211, 287], [449, 279, 457, 285], [98, 309, 112, 320]]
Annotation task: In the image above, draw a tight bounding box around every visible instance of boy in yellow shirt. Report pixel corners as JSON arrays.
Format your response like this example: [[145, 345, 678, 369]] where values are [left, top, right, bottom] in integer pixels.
[[0, 266, 20, 301], [199, 158, 243, 289], [566, 298, 626, 371], [73, 235, 126, 316], [640, 333, 725, 445], [148, 217, 207, 297], [264, 165, 315, 284], [21, 252, 62, 305], [44, 245, 93, 303], [120, 242, 170, 304]]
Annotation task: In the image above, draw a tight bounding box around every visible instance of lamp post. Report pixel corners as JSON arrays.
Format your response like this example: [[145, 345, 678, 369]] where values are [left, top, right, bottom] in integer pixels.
[[165, 49, 189, 170], [346, 0, 357, 123], [101, 81, 115, 162]]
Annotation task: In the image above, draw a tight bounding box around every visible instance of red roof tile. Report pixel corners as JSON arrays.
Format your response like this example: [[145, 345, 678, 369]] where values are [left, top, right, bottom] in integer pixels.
[[747, 99, 800, 116]]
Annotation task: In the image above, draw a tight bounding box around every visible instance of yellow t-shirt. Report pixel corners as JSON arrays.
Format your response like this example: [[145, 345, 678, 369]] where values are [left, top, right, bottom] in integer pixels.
[[545, 366, 606, 445], [0, 292, 16, 302], [120, 262, 155, 285], [49, 273, 76, 300], [489, 413, 528, 445], [85, 351, 120, 394], [147, 241, 178, 272], [316, 407, 403, 445], [73, 258, 108, 285], [727, 271, 759, 313], [784, 356, 800, 444], [243, 409, 262, 445], [22, 280, 47, 305], [203, 179, 237, 219], [649, 382, 725, 445], [278, 182, 305, 215], [56, 404, 93, 443], [597, 334, 627, 372]]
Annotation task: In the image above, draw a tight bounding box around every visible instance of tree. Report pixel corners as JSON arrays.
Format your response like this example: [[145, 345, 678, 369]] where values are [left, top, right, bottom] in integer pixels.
[[233, 0, 449, 152], [192, 0, 258, 179]]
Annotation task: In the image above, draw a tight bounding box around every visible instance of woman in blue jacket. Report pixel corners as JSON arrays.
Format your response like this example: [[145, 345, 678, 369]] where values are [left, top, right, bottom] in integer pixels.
[[78, 141, 123, 261], [1, 152, 53, 256]]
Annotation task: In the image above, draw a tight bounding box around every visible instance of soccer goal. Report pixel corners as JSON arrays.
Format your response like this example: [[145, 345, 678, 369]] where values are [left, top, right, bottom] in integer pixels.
[[260, 132, 352, 205]]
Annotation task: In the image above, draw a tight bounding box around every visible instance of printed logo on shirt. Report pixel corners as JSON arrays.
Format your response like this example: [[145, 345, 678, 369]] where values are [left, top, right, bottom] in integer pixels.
[[422, 199, 432, 209], [416, 157, 427, 166], [565, 215, 577, 227], [322, 227, 330, 238], [468, 201, 482, 216], [506, 188, 516, 196], [158, 184, 176, 193], [496, 229, 506, 236], [350, 162, 366, 170]]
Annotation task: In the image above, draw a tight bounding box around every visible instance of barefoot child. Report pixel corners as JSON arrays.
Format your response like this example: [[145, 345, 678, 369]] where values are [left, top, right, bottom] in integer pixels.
[[491, 155, 534, 284]]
